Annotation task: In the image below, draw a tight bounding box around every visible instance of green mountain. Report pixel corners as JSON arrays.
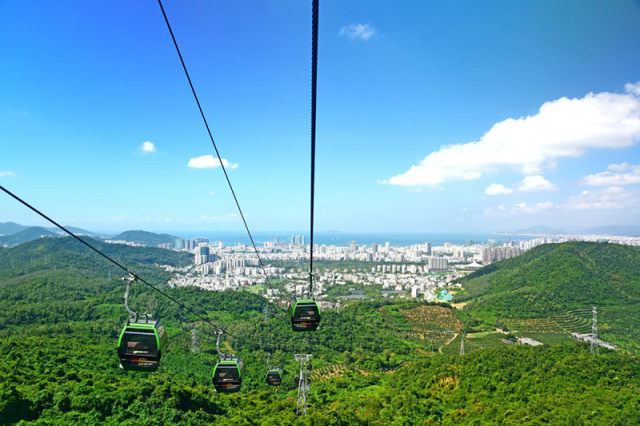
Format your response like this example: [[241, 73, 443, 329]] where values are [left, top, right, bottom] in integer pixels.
[[0, 222, 102, 245], [49, 225, 104, 238], [0, 226, 59, 247], [0, 236, 193, 283], [0, 221, 29, 235], [457, 242, 640, 352], [111, 230, 180, 246]]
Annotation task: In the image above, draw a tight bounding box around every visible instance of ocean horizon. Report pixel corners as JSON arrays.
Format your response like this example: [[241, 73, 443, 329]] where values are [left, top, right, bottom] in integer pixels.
[[167, 231, 522, 247]]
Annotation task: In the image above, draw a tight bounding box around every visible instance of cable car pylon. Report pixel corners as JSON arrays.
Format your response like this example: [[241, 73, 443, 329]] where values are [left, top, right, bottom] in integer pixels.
[[294, 354, 313, 415]]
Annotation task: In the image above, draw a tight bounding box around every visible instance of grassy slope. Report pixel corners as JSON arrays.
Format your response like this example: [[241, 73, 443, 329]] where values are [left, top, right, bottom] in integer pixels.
[[458, 242, 640, 352]]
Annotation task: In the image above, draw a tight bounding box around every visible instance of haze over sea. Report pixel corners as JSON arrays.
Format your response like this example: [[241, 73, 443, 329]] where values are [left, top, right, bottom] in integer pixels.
[[170, 232, 512, 247]]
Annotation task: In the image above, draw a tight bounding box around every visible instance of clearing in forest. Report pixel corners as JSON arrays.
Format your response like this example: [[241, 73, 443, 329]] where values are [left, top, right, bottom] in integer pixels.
[[400, 305, 463, 332]]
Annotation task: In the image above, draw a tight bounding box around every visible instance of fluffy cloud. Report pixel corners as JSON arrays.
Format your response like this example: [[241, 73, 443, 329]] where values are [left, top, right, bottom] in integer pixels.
[[518, 175, 556, 192], [485, 183, 513, 195], [0, 171, 14, 178], [188, 155, 238, 169], [512, 201, 554, 213], [486, 186, 637, 215], [583, 163, 640, 186], [387, 83, 640, 186], [565, 186, 639, 210], [139, 141, 156, 153], [339, 24, 376, 41]]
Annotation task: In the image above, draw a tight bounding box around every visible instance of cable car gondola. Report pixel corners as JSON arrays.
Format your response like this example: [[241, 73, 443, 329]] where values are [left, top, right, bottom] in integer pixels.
[[213, 357, 245, 393], [290, 299, 321, 332], [212, 331, 244, 393], [265, 367, 284, 386], [265, 353, 284, 386], [117, 276, 167, 372], [117, 318, 167, 371]]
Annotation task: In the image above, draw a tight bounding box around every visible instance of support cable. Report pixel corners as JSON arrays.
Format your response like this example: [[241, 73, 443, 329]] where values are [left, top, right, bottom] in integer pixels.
[[156, 0, 273, 288], [0, 185, 235, 338], [308, 0, 319, 297]]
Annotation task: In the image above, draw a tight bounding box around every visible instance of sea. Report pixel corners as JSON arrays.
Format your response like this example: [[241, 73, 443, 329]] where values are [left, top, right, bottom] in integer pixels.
[[168, 231, 520, 247]]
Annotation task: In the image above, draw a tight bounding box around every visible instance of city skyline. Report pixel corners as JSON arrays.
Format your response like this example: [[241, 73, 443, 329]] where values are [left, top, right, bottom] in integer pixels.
[[2, 1, 640, 232]]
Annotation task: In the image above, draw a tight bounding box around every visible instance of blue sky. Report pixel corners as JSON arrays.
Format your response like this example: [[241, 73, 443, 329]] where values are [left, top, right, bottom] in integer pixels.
[[1, 0, 640, 233]]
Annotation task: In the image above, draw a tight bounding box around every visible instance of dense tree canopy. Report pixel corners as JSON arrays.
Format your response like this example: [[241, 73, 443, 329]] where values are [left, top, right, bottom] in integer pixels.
[[1, 239, 639, 424]]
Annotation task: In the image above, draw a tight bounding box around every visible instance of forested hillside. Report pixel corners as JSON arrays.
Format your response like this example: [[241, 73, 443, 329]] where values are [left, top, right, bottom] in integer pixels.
[[0, 227, 58, 248], [110, 230, 179, 246], [456, 242, 640, 353], [1, 239, 639, 424]]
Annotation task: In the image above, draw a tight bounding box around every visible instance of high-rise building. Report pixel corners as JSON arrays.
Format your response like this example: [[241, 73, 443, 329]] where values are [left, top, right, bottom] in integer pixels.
[[194, 245, 211, 265], [481, 246, 521, 265], [174, 238, 184, 250], [301, 235, 305, 245], [350, 240, 357, 252], [428, 256, 448, 270], [371, 243, 378, 253]]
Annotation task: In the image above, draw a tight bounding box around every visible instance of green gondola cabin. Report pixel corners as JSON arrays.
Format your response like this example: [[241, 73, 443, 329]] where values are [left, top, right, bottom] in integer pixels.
[[290, 299, 321, 331], [212, 358, 245, 393], [265, 367, 284, 386], [117, 319, 167, 372]]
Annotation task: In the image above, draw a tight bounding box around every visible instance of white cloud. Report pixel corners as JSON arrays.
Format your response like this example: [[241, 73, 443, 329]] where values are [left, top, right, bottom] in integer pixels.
[[626, 82, 640, 96], [387, 83, 640, 186], [485, 200, 554, 215], [188, 155, 238, 170], [198, 213, 238, 223], [208, 191, 215, 196], [583, 163, 640, 186], [485, 183, 513, 195], [514, 201, 554, 213], [0, 171, 14, 178], [139, 141, 156, 153], [339, 23, 376, 41], [565, 186, 639, 210], [514, 202, 535, 213], [518, 175, 556, 192], [608, 162, 632, 172]]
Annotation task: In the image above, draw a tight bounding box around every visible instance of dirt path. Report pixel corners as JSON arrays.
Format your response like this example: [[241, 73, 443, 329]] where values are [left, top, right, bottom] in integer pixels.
[[439, 333, 459, 353]]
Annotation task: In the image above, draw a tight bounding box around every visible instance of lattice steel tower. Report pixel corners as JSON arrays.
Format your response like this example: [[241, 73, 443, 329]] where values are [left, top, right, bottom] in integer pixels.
[[591, 306, 599, 355], [294, 354, 312, 415], [191, 325, 199, 353]]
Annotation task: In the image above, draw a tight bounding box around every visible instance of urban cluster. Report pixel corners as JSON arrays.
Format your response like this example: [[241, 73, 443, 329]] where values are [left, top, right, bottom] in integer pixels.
[[106, 233, 640, 306]]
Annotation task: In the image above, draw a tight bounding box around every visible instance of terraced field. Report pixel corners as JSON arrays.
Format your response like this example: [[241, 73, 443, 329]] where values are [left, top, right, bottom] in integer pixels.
[[551, 310, 593, 333], [500, 318, 560, 332], [500, 309, 593, 335], [399, 305, 463, 331], [309, 364, 350, 382]]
